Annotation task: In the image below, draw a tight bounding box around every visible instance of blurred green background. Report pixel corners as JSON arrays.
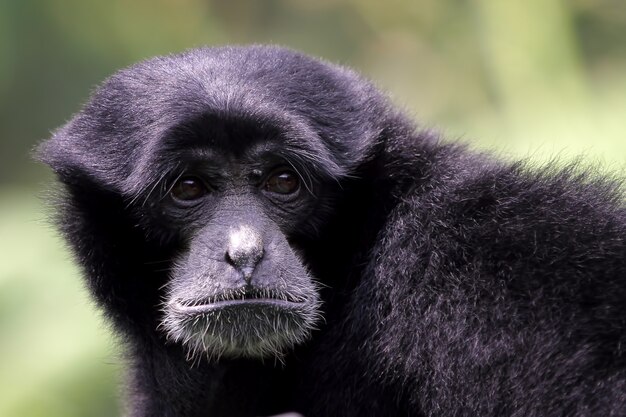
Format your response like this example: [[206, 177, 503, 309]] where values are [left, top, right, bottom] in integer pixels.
[[1, 0, 625, 416]]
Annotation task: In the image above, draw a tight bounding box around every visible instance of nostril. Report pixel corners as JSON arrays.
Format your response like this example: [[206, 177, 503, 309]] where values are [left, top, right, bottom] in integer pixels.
[[226, 246, 264, 269], [224, 250, 234, 265], [225, 225, 264, 273]]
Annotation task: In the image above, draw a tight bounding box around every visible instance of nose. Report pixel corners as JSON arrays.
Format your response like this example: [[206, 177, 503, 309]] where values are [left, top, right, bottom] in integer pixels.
[[225, 225, 264, 284]]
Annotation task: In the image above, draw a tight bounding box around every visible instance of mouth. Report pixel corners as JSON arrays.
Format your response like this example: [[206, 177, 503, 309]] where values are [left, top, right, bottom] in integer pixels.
[[171, 288, 306, 314]]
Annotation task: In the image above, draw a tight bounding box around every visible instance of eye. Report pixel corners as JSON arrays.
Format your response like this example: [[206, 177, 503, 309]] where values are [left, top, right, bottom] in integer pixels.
[[263, 170, 300, 195], [170, 177, 208, 201]]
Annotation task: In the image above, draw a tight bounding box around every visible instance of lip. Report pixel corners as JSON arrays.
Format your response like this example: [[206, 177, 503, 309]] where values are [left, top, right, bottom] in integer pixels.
[[171, 298, 303, 314]]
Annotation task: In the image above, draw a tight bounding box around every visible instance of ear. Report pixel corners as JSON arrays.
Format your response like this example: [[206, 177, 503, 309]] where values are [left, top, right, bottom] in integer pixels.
[[39, 148, 172, 334], [37, 114, 171, 332]]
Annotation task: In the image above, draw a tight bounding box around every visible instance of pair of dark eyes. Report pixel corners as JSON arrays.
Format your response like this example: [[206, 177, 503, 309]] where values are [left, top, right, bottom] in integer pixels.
[[170, 170, 300, 201]]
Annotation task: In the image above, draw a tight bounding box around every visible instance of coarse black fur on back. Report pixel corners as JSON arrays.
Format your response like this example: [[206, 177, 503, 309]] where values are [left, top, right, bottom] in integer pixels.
[[39, 45, 626, 417]]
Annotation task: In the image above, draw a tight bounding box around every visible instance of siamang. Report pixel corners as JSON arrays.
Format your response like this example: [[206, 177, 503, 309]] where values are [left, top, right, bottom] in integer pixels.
[[39, 46, 626, 417]]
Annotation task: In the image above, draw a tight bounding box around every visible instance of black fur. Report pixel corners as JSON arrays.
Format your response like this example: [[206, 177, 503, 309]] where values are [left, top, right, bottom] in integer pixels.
[[39, 45, 626, 417]]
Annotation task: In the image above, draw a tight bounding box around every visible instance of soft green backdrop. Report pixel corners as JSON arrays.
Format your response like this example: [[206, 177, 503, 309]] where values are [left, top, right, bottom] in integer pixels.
[[1, 1, 625, 416]]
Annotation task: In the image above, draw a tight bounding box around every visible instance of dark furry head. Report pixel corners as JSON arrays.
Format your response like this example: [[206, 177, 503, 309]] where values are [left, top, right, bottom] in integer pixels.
[[39, 45, 395, 198], [37, 46, 402, 360]]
